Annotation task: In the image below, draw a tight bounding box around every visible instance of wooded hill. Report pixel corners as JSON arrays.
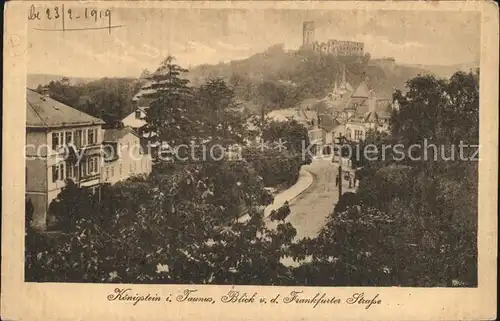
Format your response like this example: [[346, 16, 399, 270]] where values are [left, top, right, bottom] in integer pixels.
[[186, 44, 432, 113]]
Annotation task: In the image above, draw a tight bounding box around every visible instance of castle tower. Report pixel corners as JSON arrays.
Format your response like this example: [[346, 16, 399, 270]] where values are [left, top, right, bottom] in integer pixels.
[[302, 21, 315, 47]]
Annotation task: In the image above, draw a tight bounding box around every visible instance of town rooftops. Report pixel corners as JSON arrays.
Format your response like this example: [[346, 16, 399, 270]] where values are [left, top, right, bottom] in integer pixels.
[[26, 88, 105, 129]]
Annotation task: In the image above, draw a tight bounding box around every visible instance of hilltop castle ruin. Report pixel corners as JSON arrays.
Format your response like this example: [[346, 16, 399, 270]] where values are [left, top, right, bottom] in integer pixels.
[[301, 21, 365, 57]]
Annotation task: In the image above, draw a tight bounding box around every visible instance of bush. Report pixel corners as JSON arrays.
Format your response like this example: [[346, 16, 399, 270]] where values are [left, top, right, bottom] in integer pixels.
[[243, 148, 301, 188]]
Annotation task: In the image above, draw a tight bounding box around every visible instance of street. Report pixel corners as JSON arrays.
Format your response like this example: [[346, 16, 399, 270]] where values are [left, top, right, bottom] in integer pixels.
[[286, 158, 339, 239], [266, 157, 355, 240]]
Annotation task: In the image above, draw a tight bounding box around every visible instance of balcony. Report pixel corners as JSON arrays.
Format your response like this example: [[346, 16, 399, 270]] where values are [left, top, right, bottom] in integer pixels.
[[66, 143, 102, 164]]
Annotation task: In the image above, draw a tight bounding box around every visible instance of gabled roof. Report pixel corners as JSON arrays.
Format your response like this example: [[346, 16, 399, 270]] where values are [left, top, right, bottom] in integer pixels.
[[351, 81, 371, 98], [26, 89, 105, 129], [122, 108, 148, 128], [103, 126, 141, 142], [364, 112, 379, 123]]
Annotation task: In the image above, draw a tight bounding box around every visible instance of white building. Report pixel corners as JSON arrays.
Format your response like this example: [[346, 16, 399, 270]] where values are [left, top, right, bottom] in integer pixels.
[[26, 89, 105, 230], [101, 127, 153, 184]]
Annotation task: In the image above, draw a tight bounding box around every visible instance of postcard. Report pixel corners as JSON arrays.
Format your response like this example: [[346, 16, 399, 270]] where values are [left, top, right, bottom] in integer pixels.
[[2, 1, 498, 320]]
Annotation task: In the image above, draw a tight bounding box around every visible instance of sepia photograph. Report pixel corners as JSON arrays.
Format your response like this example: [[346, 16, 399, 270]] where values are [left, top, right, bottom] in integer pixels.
[[2, 1, 498, 320], [23, 5, 483, 287]]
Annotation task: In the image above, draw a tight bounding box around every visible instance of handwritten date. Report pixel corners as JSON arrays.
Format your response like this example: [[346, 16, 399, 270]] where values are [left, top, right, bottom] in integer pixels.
[[28, 5, 111, 22]]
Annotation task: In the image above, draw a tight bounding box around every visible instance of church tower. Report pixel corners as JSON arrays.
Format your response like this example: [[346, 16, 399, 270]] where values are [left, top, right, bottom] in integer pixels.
[[302, 21, 315, 48]]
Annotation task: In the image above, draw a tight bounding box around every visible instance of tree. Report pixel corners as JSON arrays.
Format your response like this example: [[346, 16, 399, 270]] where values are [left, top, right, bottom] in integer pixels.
[[26, 159, 299, 284], [290, 206, 396, 286], [333, 192, 359, 214], [140, 68, 152, 79], [196, 77, 248, 145], [242, 147, 302, 188], [47, 180, 98, 231], [269, 202, 291, 222], [42, 78, 142, 124], [262, 120, 312, 165], [143, 56, 199, 147]]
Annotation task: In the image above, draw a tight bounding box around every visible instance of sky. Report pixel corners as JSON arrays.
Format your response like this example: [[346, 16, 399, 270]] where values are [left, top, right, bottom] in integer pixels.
[[27, 7, 481, 78]]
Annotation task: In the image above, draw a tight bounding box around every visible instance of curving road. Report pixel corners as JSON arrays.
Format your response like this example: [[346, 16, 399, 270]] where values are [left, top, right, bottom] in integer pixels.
[[265, 158, 346, 240], [286, 158, 340, 239]]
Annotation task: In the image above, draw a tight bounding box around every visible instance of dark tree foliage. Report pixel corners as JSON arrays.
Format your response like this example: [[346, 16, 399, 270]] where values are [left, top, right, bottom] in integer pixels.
[[242, 148, 302, 189], [291, 70, 479, 287], [38, 78, 142, 125], [262, 120, 312, 165]]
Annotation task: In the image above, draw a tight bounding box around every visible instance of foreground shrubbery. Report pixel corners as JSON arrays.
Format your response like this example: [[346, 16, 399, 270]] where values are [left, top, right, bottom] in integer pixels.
[[243, 148, 302, 189], [26, 160, 298, 284]]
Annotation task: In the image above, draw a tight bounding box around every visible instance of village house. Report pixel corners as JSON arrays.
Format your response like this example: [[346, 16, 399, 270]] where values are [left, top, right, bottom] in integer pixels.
[[101, 127, 153, 185], [342, 82, 393, 142], [308, 74, 396, 144], [26, 88, 105, 230]]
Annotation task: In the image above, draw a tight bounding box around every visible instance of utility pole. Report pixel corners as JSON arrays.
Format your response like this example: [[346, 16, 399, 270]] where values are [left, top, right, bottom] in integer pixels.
[[338, 157, 342, 199], [335, 136, 344, 200], [261, 104, 265, 131]]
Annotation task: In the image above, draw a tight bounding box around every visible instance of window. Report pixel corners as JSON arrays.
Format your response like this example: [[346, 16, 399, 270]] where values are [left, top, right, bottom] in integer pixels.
[[94, 157, 99, 173], [110, 166, 115, 177], [65, 131, 73, 145], [66, 162, 74, 178], [52, 165, 59, 182], [88, 129, 95, 145], [87, 157, 99, 175], [119, 164, 123, 176], [75, 129, 82, 147], [105, 168, 109, 180], [88, 159, 94, 175], [51, 132, 61, 150], [59, 163, 65, 180], [135, 110, 141, 119]]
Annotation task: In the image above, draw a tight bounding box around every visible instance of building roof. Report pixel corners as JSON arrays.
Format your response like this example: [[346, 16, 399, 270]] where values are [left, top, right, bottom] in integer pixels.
[[318, 115, 340, 132], [26, 89, 105, 129], [302, 109, 317, 120], [351, 81, 371, 99], [364, 112, 379, 123], [296, 98, 320, 110], [103, 127, 141, 142], [267, 109, 301, 122], [122, 108, 148, 129]]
